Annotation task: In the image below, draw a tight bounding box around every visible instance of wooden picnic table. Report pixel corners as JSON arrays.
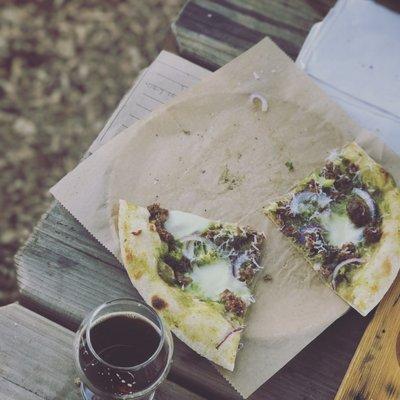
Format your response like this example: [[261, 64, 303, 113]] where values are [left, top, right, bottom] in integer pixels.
[[4, 1, 382, 399]]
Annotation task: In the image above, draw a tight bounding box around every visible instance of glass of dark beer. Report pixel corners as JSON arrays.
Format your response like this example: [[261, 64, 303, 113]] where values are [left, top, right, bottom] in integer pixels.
[[74, 298, 174, 400]]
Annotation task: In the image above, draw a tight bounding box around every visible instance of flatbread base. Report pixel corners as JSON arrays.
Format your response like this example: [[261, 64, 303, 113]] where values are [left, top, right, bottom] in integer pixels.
[[118, 199, 242, 370], [265, 142, 400, 316]]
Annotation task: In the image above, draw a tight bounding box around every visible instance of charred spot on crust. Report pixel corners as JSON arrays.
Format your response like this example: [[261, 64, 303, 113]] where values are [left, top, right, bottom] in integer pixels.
[[151, 295, 168, 310]]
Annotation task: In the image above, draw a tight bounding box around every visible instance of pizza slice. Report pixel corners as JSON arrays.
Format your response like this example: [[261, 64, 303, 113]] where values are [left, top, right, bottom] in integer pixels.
[[118, 200, 265, 370], [265, 142, 400, 316]]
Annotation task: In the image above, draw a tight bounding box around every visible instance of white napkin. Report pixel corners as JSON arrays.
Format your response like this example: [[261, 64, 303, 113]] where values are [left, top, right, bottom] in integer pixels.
[[296, 0, 400, 155]]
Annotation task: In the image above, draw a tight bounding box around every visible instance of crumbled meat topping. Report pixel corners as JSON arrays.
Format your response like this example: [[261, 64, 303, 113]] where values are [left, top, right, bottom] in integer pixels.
[[322, 162, 341, 180], [202, 225, 264, 283], [281, 224, 298, 238], [220, 289, 247, 317], [238, 262, 255, 284], [337, 242, 358, 262], [163, 253, 191, 273], [364, 224, 382, 244], [334, 175, 353, 193], [304, 230, 326, 256], [346, 162, 359, 176], [347, 197, 371, 227], [147, 203, 174, 247], [307, 179, 320, 193]]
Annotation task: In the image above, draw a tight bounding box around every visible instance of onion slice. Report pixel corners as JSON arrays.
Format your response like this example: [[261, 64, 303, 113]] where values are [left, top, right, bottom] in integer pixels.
[[250, 92, 268, 112], [331, 258, 362, 289], [216, 326, 244, 350], [352, 188, 376, 220]]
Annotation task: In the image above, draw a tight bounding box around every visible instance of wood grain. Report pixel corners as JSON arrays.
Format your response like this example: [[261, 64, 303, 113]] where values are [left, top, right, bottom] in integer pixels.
[[334, 277, 400, 400], [0, 304, 205, 400], [0, 303, 81, 400], [172, 0, 335, 70], [16, 201, 370, 400]]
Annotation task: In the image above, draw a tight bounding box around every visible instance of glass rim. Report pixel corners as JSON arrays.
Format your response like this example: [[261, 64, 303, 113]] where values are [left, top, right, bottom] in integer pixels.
[[85, 298, 166, 372]]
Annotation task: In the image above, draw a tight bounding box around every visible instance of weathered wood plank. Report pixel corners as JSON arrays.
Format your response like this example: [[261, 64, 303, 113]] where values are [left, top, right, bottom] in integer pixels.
[[0, 377, 43, 400], [0, 304, 205, 400], [172, 0, 335, 69], [16, 201, 370, 400], [334, 276, 400, 400], [0, 303, 81, 400]]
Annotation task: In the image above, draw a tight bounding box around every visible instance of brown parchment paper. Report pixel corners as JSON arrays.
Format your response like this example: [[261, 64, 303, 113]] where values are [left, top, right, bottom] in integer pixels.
[[50, 38, 400, 398]]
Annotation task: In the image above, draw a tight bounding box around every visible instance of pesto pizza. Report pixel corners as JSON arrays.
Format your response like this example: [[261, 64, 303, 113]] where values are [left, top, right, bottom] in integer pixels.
[[118, 200, 265, 370], [265, 142, 400, 316]]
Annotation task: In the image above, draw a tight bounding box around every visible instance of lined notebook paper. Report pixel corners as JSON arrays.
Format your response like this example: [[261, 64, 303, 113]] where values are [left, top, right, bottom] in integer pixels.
[[88, 51, 210, 154]]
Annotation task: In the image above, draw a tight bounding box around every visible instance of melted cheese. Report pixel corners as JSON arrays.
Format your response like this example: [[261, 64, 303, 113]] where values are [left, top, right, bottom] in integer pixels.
[[165, 210, 210, 239], [320, 212, 363, 247], [187, 260, 252, 304]]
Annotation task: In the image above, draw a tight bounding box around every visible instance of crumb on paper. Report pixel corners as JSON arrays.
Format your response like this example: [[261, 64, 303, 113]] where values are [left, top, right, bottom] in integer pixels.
[[74, 378, 81, 387], [253, 71, 260, 80], [250, 92, 268, 112], [263, 274, 272, 282], [201, 169, 206, 174], [285, 161, 294, 171], [182, 129, 191, 135], [218, 165, 244, 190]]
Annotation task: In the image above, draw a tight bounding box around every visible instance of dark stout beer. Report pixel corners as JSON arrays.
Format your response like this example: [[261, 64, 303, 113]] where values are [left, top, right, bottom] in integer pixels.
[[78, 312, 168, 397]]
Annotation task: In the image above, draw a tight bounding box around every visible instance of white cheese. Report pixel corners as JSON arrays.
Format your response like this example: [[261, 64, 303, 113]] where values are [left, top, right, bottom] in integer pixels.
[[320, 212, 363, 247], [165, 210, 210, 240], [187, 259, 252, 304]]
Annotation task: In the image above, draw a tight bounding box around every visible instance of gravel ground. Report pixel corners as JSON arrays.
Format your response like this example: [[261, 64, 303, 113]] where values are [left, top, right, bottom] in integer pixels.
[[0, 0, 183, 303]]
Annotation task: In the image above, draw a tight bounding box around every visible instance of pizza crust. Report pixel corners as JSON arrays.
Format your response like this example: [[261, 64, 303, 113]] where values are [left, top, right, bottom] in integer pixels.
[[265, 142, 400, 316], [118, 199, 241, 370], [336, 143, 400, 315]]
